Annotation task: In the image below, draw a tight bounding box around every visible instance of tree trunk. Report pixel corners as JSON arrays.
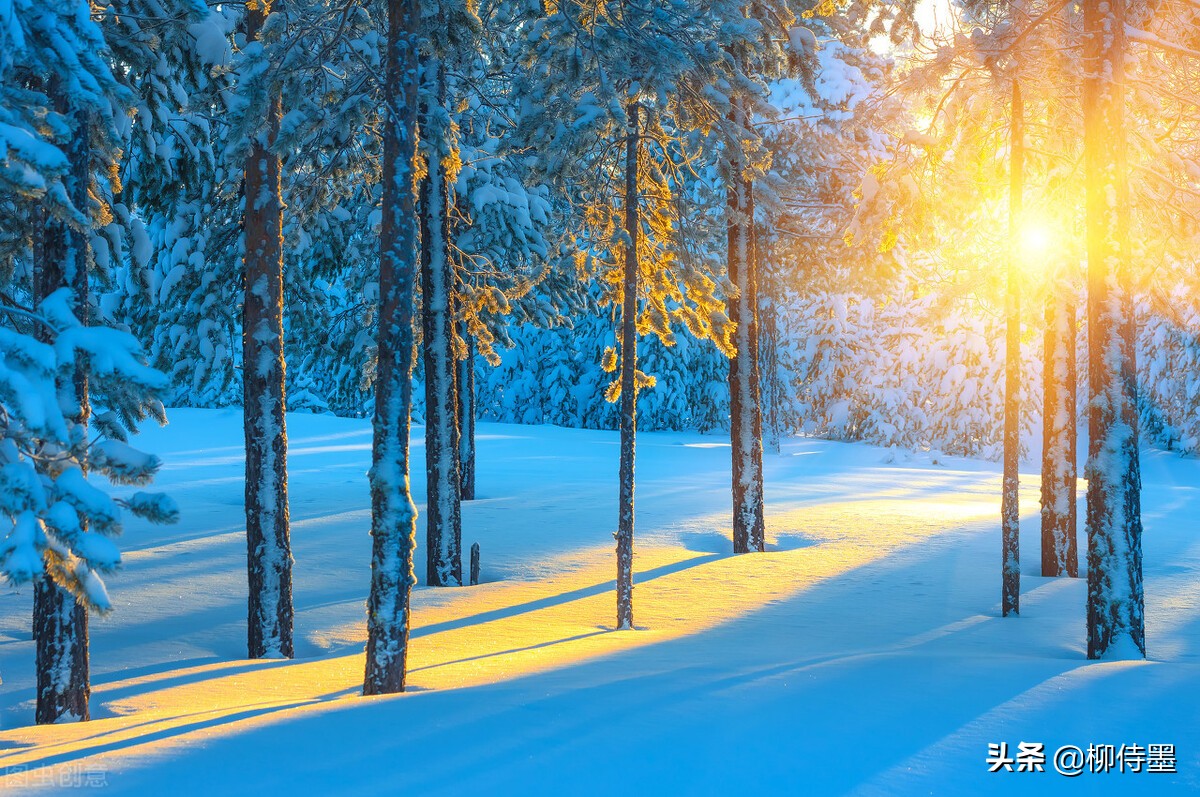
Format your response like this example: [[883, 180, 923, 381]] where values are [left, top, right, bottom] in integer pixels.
[[748, 209, 765, 463], [616, 100, 639, 631], [1040, 0, 1080, 581], [757, 227, 782, 456], [420, 56, 463, 587], [728, 119, 765, 554], [458, 323, 476, 500], [1002, 79, 1023, 617], [33, 91, 90, 724], [241, 2, 293, 660], [1041, 287, 1078, 577], [1082, 0, 1144, 658], [364, 0, 421, 696]]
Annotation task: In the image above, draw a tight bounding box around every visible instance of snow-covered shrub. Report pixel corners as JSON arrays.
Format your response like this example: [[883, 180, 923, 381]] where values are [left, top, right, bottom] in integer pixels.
[[778, 289, 1041, 458], [477, 301, 732, 433], [1138, 293, 1200, 454], [476, 279, 1049, 457], [0, 291, 178, 612]]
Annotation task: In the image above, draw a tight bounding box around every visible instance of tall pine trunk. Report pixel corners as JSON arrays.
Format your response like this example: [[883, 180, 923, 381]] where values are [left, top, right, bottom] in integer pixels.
[[364, 0, 422, 695], [1040, 0, 1080, 581], [1001, 79, 1023, 617], [241, 2, 293, 659], [457, 323, 476, 500], [615, 100, 639, 631], [1041, 288, 1078, 577], [420, 57, 463, 587], [1083, 0, 1144, 659], [33, 91, 90, 724], [728, 125, 765, 554]]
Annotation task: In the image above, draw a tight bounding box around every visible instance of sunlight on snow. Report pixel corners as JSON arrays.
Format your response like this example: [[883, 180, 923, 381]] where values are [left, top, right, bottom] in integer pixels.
[[0, 489, 1004, 780]]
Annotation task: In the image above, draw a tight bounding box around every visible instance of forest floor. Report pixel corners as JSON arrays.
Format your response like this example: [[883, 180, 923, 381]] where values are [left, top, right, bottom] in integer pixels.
[[1, 408, 1198, 795]]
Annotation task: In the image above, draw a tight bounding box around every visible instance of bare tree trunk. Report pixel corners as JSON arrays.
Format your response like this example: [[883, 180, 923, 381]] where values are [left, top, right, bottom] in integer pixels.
[[33, 91, 90, 724], [458, 323, 476, 500], [421, 56, 463, 587], [364, 0, 421, 696], [241, 2, 293, 659], [1082, 0, 1144, 658], [1041, 287, 1078, 577], [1002, 79, 1023, 617], [615, 100, 639, 631], [728, 114, 765, 554]]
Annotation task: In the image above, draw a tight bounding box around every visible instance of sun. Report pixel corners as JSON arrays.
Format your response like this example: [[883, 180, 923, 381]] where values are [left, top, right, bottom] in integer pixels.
[[1018, 222, 1053, 258]]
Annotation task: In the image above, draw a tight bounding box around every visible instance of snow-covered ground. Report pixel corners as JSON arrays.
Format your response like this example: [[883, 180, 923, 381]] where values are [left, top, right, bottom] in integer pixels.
[[1, 408, 1197, 794]]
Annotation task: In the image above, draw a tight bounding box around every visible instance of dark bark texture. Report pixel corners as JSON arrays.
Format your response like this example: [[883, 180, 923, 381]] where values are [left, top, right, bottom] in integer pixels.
[[420, 57, 463, 587], [365, 0, 421, 695], [33, 92, 91, 724], [242, 2, 294, 660], [616, 100, 639, 631]]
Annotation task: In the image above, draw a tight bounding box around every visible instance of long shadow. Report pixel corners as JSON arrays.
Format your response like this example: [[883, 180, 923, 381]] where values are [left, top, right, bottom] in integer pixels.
[[1, 596, 252, 719], [407, 630, 611, 674], [306, 553, 724, 660], [0, 552, 722, 751], [242, 485, 1183, 795], [0, 523, 948, 775], [75, 517, 1027, 796], [412, 553, 723, 637], [87, 659, 290, 707], [9, 446, 1196, 790], [0, 698, 282, 764], [0, 698, 324, 777], [383, 530, 1191, 794]]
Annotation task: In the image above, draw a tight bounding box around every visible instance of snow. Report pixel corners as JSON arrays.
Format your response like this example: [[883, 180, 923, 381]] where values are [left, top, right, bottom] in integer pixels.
[[769, 41, 875, 123], [1, 408, 1198, 793]]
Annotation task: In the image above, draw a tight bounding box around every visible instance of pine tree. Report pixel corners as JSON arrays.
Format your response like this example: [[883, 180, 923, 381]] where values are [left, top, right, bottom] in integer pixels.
[[752, 11, 901, 459], [1038, 1, 1080, 580], [240, 0, 293, 659], [1082, 0, 1144, 659], [32, 81, 92, 723], [720, 2, 834, 556], [101, 2, 240, 409], [420, 53, 463, 587], [0, 0, 175, 726], [1, 53, 177, 733], [615, 100, 640, 629], [270, 0, 385, 419], [1001, 79, 1023, 617], [364, 0, 422, 695], [727, 158, 766, 554], [723, 8, 794, 554], [443, 2, 564, 504], [514, 0, 784, 627]]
